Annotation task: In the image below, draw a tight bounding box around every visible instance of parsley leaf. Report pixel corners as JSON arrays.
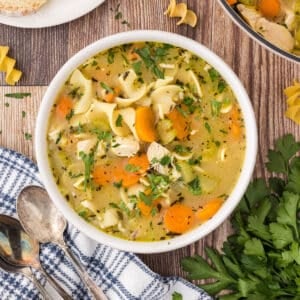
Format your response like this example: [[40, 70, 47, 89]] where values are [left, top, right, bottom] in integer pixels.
[[180, 134, 300, 298], [5, 92, 31, 99]]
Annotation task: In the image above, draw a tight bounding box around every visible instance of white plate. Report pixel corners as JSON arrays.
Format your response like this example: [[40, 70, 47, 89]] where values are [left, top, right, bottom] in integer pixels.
[[0, 0, 105, 28]]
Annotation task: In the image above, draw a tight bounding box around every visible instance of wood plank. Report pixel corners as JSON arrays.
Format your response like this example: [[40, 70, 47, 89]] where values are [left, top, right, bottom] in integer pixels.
[[0, 26, 68, 86], [0, 86, 46, 161]]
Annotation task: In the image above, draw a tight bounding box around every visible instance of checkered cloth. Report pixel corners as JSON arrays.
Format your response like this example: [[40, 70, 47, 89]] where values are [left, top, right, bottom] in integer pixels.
[[0, 147, 212, 300]]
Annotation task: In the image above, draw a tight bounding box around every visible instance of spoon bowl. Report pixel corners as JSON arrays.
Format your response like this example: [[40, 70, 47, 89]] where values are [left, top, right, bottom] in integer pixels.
[[0, 214, 71, 299], [0, 214, 39, 268], [17, 186, 66, 244]]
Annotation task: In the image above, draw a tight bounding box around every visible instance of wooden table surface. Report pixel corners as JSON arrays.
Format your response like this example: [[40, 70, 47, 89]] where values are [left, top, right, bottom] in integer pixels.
[[0, 0, 299, 281]]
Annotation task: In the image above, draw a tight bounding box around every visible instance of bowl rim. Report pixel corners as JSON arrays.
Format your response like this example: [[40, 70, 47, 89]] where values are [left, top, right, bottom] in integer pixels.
[[217, 0, 300, 64], [35, 30, 258, 253]]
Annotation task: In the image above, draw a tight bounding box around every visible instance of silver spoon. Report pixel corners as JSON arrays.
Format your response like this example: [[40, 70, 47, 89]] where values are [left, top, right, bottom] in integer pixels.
[[0, 214, 71, 300], [0, 256, 49, 299], [17, 185, 108, 300]]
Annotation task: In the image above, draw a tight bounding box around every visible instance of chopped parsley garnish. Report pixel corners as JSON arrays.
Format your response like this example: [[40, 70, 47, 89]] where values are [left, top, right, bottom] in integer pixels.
[[160, 155, 171, 166], [187, 177, 201, 195], [174, 144, 192, 154], [55, 131, 63, 144], [66, 109, 74, 121], [211, 100, 222, 117], [100, 82, 114, 93], [4, 102, 9, 107], [132, 61, 142, 76], [91, 129, 112, 142], [79, 145, 98, 190], [68, 87, 83, 99], [182, 97, 197, 114], [208, 68, 219, 82], [217, 79, 227, 93], [5, 92, 31, 99], [113, 181, 122, 189], [110, 3, 130, 27], [204, 122, 211, 133], [135, 47, 164, 79], [22, 111, 26, 118], [115, 114, 123, 127], [139, 192, 154, 206], [125, 164, 141, 173], [78, 210, 89, 219], [24, 133, 32, 140], [107, 49, 115, 64]]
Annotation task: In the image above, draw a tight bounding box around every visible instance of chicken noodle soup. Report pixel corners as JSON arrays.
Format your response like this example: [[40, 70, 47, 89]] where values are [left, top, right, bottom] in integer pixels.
[[229, 0, 300, 55], [47, 42, 246, 241]]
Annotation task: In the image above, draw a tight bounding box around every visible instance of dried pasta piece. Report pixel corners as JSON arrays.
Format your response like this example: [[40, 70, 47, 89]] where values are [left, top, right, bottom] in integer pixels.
[[164, 0, 198, 28], [284, 81, 300, 124], [177, 9, 198, 27], [0, 46, 22, 85]]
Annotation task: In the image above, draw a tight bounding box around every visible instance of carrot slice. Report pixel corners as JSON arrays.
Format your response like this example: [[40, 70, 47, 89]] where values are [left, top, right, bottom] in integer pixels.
[[258, 0, 280, 18], [103, 87, 121, 103], [56, 95, 73, 118], [93, 164, 114, 186], [138, 198, 161, 217], [230, 106, 242, 140], [135, 106, 157, 142], [196, 198, 223, 222], [167, 108, 189, 140], [164, 204, 195, 233], [227, 0, 237, 4], [127, 153, 150, 174]]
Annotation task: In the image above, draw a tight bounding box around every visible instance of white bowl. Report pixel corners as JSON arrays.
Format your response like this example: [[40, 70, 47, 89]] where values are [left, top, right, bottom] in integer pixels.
[[35, 30, 258, 253]]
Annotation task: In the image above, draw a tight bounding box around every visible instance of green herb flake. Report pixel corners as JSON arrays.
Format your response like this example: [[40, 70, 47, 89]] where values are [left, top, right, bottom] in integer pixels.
[[100, 82, 114, 93], [174, 145, 192, 154], [4, 102, 9, 107], [204, 122, 211, 133], [132, 61, 142, 75], [116, 114, 123, 127], [22, 111, 26, 118], [208, 68, 219, 82], [187, 177, 201, 195], [78, 210, 88, 219], [79, 144, 98, 191], [55, 131, 63, 145], [125, 164, 141, 173], [5, 92, 31, 99], [135, 47, 164, 79], [211, 100, 222, 117], [107, 49, 115, 64], [217, 79, 227, 93], [24, 133, 32, 140], [113, 181, 123, 189], [160, 155, 171, 166], [66, 109, 74, 121]]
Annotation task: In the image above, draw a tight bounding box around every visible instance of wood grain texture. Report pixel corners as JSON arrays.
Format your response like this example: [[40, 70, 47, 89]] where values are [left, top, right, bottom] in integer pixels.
[[0, 0, 299, 281]]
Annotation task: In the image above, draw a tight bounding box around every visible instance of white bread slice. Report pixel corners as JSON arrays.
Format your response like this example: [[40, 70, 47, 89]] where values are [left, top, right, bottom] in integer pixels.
[[0, 0, 47, 16]]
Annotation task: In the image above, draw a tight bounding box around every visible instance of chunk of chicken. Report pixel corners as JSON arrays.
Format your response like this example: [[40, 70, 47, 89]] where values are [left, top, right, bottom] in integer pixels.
[[111, 136, 140, 157], [237, 4, 294, 52]]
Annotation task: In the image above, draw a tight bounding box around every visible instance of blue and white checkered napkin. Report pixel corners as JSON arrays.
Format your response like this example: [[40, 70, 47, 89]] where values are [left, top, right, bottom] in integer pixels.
[[0, 147, 212, 300]]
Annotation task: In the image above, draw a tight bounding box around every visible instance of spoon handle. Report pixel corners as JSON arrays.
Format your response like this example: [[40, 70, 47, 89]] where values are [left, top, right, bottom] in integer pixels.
[[61, 244, 107, 300], [28, 272, 51, 300], [38, 266, 73, 300]]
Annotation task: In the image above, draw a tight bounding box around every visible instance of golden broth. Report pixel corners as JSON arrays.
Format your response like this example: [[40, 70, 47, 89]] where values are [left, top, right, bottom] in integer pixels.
[[47, 42, 246, 241]]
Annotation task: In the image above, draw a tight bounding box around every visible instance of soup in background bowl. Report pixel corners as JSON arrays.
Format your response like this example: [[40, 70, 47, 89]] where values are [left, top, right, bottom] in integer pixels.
[[36, 30, 257, 253], [218, 0, 300, 63]]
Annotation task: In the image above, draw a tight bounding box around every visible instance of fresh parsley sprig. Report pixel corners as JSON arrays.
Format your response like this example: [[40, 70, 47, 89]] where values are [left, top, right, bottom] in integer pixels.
[[181, 134, 300, 299]]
